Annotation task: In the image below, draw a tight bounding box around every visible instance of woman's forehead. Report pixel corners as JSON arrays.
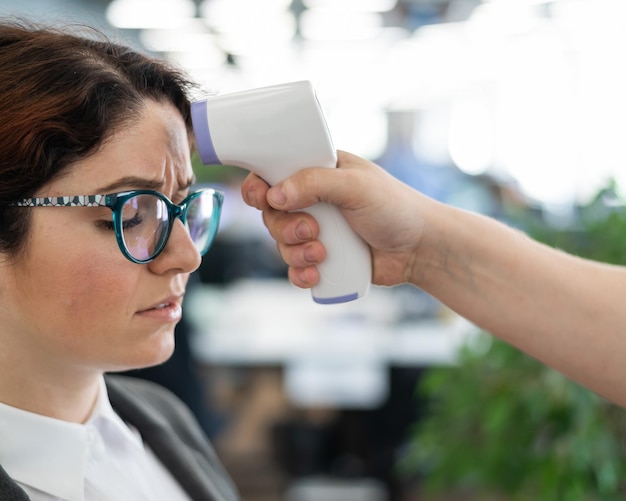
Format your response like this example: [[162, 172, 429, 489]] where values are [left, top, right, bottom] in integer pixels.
[[46, 101, 193, 195]]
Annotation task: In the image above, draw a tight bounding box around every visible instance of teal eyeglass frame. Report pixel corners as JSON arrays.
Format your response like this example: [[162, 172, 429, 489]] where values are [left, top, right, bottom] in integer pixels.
[[9, 188, 224, 264]]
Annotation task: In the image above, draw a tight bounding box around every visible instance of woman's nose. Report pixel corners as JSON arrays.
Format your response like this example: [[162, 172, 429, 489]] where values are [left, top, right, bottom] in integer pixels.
[[148, 219, 202, 274]]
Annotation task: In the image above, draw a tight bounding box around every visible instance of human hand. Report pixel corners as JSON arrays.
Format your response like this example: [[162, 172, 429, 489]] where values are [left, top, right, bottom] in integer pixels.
[[241, 150, 428, 289]]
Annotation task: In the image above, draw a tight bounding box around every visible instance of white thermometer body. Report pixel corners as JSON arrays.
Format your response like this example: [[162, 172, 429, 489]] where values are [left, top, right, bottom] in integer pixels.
[[191, 81, 371, 304]]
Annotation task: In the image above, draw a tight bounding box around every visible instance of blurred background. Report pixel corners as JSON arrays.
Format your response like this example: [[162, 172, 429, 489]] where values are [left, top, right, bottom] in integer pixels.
[[4, 0, 626, 499]]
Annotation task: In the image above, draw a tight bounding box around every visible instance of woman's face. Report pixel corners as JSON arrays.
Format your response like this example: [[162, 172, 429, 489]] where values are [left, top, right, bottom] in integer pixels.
[[0, 100, 202, 376]]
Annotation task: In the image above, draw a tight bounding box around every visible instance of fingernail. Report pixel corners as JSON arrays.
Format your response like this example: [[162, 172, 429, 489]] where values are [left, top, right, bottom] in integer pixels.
[[246, 189, 257, 207], [296, 221, 313, 241], [268, 186, 287, 207], [304, 244, 317, 263]]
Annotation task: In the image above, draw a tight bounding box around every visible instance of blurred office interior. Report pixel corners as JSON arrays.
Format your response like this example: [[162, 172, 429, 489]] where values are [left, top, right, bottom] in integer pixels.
[[2, 0, 626, 499]]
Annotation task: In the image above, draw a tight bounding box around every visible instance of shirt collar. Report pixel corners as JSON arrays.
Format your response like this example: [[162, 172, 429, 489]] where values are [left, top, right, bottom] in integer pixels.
[[0, 376, 143, 501], [87, 378, 145, 456]]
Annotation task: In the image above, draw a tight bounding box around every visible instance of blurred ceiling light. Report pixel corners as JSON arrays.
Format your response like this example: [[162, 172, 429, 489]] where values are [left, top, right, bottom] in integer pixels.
[[139, 20, 212, 51], [214, 16, 296, 55], [303, 0, 397, 12], [140, 25, 226, 70], [383, 25, 475, 110], [467, 1, 541, 38], [327, 105, 388, 160], [448, 98, 494, 176], [481, 0, 553, 5], [169, 50, 225, 75], [300, 9, 383, 41], [200, 0, 292, 28], [201, 0, 292, 11], [200, 0, 296, 54], [106, 0, 196, 29], [552, 0, 626, 48]]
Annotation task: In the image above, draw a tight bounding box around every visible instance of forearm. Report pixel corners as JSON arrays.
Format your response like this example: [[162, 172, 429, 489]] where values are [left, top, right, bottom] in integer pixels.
[[414, 200, 626, 405]]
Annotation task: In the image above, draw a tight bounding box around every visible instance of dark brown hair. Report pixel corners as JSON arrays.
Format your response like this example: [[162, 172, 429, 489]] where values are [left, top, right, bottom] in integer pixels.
[[0, 20, 198, 256]]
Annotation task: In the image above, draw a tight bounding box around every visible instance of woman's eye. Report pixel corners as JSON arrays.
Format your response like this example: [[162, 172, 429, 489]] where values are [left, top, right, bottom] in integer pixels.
[[121, 214, 143, 230], [96, 214, 143, 231], [98, 220, 115, 231]]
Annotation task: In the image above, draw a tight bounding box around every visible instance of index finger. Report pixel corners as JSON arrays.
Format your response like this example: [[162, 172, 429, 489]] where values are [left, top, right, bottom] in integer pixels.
[[241, 172, 271, 210]]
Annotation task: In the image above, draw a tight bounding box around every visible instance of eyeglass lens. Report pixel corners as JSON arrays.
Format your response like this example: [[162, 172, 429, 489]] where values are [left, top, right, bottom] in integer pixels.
[[120, 194, 169, 261], [186, 194, 214, 253], [119, 192, 217, 262]]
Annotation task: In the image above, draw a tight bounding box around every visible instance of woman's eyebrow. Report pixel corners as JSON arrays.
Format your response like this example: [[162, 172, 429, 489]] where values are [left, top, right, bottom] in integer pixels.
[[94, 177, 164, 193]]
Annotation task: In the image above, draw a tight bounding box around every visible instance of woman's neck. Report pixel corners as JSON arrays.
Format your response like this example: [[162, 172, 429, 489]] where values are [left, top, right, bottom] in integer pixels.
[[0, 341, 101, 423]]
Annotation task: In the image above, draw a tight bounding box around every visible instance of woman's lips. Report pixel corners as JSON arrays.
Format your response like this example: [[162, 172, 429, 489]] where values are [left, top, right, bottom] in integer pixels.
[[137, 298, 183, 322]]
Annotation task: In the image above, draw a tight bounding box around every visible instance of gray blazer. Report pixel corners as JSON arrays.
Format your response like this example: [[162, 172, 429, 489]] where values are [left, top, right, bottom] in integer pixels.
[[0, 375, 240, 501]]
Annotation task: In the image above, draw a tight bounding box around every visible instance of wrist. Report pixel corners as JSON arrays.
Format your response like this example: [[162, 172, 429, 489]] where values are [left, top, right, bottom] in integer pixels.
[[405, 199, 460, 290]]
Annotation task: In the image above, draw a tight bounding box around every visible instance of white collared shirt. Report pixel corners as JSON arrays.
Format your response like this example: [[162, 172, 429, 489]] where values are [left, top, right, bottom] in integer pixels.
[[0, 378, 191, 501]]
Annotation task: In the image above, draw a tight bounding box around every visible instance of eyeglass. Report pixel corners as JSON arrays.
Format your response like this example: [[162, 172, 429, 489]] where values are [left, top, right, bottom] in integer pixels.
[[9, 188, 224, 264]]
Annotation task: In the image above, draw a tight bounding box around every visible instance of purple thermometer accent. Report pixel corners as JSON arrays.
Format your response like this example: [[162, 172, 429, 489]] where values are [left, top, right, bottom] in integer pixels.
[[313, 292, 359, 305], [191, 100, 222, 165]]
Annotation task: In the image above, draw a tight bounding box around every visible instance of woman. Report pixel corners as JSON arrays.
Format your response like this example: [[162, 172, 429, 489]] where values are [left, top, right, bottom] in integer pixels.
[[0, 21, 238, 500]]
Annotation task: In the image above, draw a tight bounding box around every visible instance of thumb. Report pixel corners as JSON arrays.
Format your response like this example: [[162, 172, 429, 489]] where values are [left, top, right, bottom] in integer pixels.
[[267, 167, 341, 211], [266, 151, 382, 212]]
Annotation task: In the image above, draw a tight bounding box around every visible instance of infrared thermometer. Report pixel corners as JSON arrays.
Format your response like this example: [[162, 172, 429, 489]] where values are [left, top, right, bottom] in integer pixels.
[[191, 80, 371, 304]]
